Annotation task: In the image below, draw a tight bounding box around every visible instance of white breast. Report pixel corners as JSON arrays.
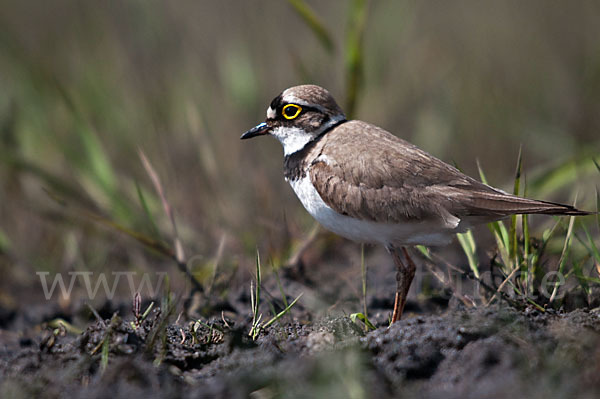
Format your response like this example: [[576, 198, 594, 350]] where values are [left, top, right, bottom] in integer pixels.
[[288, 175, 454, 247]]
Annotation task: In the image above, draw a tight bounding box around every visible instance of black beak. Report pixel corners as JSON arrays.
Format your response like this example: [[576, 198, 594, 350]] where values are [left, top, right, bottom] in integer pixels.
[[240, 122, 271, 140]]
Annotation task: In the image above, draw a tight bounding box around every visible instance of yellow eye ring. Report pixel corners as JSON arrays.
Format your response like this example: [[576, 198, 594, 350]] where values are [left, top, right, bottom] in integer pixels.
[[282, 104, 302, 120]]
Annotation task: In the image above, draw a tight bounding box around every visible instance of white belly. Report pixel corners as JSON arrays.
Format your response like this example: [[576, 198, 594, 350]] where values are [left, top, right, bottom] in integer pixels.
[[288, 176, 453, 247]]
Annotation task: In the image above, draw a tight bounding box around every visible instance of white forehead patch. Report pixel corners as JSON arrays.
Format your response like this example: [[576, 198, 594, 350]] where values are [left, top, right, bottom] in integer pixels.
[[267, 106, 276, 119]]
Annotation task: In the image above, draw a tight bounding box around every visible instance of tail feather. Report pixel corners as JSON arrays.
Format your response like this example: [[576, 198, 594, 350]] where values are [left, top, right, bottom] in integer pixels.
[[467, 192, 592, 217]]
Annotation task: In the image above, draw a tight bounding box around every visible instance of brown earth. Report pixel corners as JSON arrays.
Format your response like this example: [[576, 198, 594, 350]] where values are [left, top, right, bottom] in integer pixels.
[[1, 251, 600, 399]]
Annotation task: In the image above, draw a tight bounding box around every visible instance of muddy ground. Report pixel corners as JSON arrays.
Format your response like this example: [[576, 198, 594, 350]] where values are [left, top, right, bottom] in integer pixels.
[[1, 245, 600, 399]]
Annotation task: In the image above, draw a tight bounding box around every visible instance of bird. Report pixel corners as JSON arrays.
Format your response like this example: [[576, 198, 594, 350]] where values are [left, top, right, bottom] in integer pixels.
[[241, 84, 591, 323]]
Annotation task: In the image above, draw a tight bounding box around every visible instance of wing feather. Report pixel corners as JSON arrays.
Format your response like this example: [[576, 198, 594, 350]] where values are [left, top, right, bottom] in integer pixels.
[[308, 121, 588, 225]]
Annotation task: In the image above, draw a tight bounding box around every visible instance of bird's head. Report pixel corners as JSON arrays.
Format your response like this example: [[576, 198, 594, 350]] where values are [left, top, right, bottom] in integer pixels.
[[241, 85, 346, 155]]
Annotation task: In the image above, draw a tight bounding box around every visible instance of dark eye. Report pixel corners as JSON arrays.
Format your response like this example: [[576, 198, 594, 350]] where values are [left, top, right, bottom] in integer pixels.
[[282, 104, 302, 120]]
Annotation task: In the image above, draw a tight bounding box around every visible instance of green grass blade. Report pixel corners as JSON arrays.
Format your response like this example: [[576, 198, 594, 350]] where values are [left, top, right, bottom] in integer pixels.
[[573, 274, 600, 284], [596, 188, 599, 234], [0, 148, 97, 210], [572, 258, 591, 297], [139, 149, 185, 263], [476, 159, 490, 185], [135, 180, 160, 238], [487, 220, 511, 271], [47, 318, 83, 335], [579, 223, 600, 264], [529, 155, 600, 197], [249, 249, 262, 338], [416, 245, 432, 260], [522, 181, 530, 264], [549, 215, 576, 304], [525, 296, 546, 312], [350, 312, 376, 331], [77, 124, 116, 197], [509, 147, 523, 260], [529, 221, 560, 278], [263, 293, 303, 329], [457, 231, 479, 278], [344, 0, 368, 118], [478, 160, 511, 269], [287, 0, 335, 54], [45, 189, 175, 257], [255, 249, 261, 317], [522, 212, 530, 290], [100, 334, 110, 372]]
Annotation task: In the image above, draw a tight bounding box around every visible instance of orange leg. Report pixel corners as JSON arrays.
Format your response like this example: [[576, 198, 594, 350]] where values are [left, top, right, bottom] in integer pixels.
[[390, 247, 416, 324]]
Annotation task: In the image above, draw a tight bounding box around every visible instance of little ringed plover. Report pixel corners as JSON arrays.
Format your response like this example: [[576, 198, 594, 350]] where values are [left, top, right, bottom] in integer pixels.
[[241, 84, 591, 323]]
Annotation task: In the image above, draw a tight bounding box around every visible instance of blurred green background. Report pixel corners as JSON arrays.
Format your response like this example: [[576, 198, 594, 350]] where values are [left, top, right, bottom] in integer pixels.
[[0, 1, 599, 307]]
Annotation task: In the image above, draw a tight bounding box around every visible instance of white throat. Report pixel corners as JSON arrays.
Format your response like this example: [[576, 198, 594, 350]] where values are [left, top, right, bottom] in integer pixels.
[[270, 115, 345, 156], [271, 127, 314, 156]]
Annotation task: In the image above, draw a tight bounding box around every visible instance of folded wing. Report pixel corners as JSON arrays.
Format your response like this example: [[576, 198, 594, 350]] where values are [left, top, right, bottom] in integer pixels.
[[309, 121, 589, 227]]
